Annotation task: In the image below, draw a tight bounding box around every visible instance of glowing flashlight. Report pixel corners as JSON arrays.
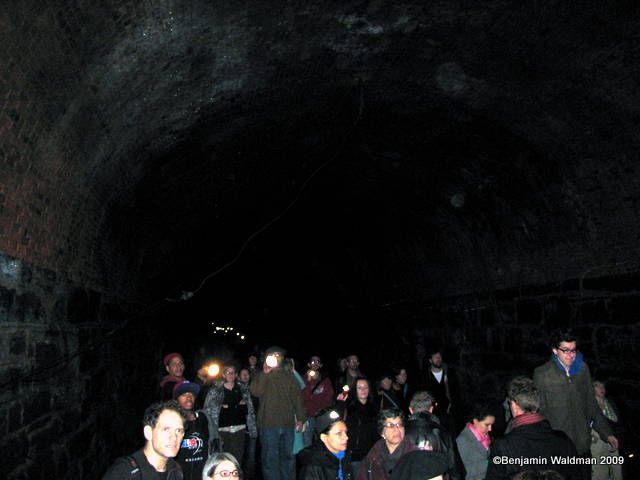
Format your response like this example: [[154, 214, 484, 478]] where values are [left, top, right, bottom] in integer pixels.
[[266, 355, 278, 368], [207, 363, 220, 377]]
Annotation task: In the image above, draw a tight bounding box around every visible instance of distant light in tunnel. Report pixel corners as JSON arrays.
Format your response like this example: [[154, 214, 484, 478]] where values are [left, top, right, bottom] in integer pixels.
[[451, 193, 465, 208], [211, 322, 246, 341]]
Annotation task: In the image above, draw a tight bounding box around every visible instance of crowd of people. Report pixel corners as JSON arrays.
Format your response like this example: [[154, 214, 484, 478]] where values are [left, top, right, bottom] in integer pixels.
[[102, 329, 625, 480]]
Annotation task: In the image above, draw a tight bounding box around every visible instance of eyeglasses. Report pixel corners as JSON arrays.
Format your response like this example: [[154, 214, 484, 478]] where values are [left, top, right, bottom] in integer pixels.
[[383, 422, 404, 429], [215, 470, 240, 478], [557, 348, 578, 354]]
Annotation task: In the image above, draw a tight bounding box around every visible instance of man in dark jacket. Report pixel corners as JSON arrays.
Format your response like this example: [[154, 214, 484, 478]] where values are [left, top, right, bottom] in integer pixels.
[[404, 391, 461, 480], [486, 376, 579, 480], [533, 330, 618, 480], [102, 400, 186, 479]]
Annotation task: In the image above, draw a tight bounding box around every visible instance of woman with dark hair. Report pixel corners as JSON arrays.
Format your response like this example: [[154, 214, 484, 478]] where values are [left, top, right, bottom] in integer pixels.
[[202, 452, 243, 480], [456, 403, 495, 480], [377, 373, 403, 412], [339, 377, 379, 476], [297, 407, 352, 480]]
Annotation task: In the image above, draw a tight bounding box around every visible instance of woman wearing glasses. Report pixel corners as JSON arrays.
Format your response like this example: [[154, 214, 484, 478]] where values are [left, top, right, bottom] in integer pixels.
[[356, 408, 418, 480], [202, 452, 243, 480]]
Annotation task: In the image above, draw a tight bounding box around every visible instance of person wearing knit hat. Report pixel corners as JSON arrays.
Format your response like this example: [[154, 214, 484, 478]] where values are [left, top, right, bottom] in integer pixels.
[[173, 380, 216, 480], [159, 352, 187, 401], [297, 408, 352, 480], [390, 450, 449, 480]]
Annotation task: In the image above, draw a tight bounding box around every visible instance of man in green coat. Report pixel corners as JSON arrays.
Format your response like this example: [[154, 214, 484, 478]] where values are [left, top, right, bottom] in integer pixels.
[[250, 346, 306, 480], [533, 329, 618, 480]]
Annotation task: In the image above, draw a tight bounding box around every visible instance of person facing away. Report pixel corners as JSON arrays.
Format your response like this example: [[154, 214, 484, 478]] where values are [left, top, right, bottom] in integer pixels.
[[533, 329, 617, 473], [102, 400, 186, 479], [297, 407, 353, 480], [404, 391, 461, 480], [485, 376, 578, 480], [250, 345, 306, 480]]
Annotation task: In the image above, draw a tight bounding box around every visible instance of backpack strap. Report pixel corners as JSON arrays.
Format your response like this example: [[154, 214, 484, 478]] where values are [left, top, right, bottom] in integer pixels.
[[124, 455, 141, 479]]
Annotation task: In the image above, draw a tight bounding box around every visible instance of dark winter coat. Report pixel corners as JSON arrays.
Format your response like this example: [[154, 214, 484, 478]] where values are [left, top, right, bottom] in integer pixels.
[[405, 411, 461, 480], [298, 443, 353, 480], [485, 417, 579, 480], [533, 354, 613, 454], [356, 438, 418, 480], [344, 400, 380, 462]]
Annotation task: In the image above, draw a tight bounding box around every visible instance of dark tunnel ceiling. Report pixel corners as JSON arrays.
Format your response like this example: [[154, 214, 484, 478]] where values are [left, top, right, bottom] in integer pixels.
[[14, 1, 639, 318]]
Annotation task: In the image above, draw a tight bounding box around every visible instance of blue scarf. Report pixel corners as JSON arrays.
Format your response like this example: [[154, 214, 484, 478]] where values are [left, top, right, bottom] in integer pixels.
[[333, 450, 346, 480], [553, 351, 584, 377]]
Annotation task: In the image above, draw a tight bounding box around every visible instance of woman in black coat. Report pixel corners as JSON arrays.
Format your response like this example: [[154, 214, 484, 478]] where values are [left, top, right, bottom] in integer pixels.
[[298, 408, 353, 480]]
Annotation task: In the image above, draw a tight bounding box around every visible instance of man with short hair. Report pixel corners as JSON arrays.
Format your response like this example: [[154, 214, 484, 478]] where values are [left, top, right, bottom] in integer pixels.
[[173, 381, 215, 480], [404, 391, 460, 480], [337, 354, 363, 391], [250, 346, 306, 480], [485, 376, 578, 480], [424, 351, 452, 424], [103, 400, 186, 479], [533, 330, 617, 480]]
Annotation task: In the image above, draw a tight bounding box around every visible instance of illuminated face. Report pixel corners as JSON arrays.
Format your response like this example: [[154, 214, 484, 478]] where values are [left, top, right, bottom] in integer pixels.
[[382, 416, 405, 446], [347, 356, 359, 370], [144, 409, 185, 459], [212, 459, 240, 479], [356, 379, 370, 401], [166, 357, 185, 377], [177, 392, 195, 411], [308, 356, 322, 370], [553, 341, 578, 369], [395, 369, 407, 385], [238, 369, 251, 384], [380, 377, 392, 390], [321, 421, 348, 454], [430, 353, 442, 368], [223, 367, 237, 382], [472, 415, 495, 435], [594, 382, 606, 399]]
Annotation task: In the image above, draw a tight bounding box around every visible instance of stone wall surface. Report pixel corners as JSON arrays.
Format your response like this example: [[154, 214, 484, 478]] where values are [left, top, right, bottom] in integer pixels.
[[405, 271, 640, 466], [0, 253, 161, 480]]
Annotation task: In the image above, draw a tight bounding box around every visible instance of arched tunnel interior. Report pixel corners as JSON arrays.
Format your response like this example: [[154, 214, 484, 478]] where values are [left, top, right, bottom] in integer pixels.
[[1, 1, 639, 478]]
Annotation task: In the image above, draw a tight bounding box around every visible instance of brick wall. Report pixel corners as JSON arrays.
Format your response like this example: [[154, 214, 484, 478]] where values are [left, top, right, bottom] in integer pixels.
[[0, 252, 161, 479]]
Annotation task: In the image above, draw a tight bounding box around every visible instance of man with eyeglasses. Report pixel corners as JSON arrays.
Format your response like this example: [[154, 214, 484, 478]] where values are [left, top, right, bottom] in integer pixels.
[[533, 329, 618, 480]]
